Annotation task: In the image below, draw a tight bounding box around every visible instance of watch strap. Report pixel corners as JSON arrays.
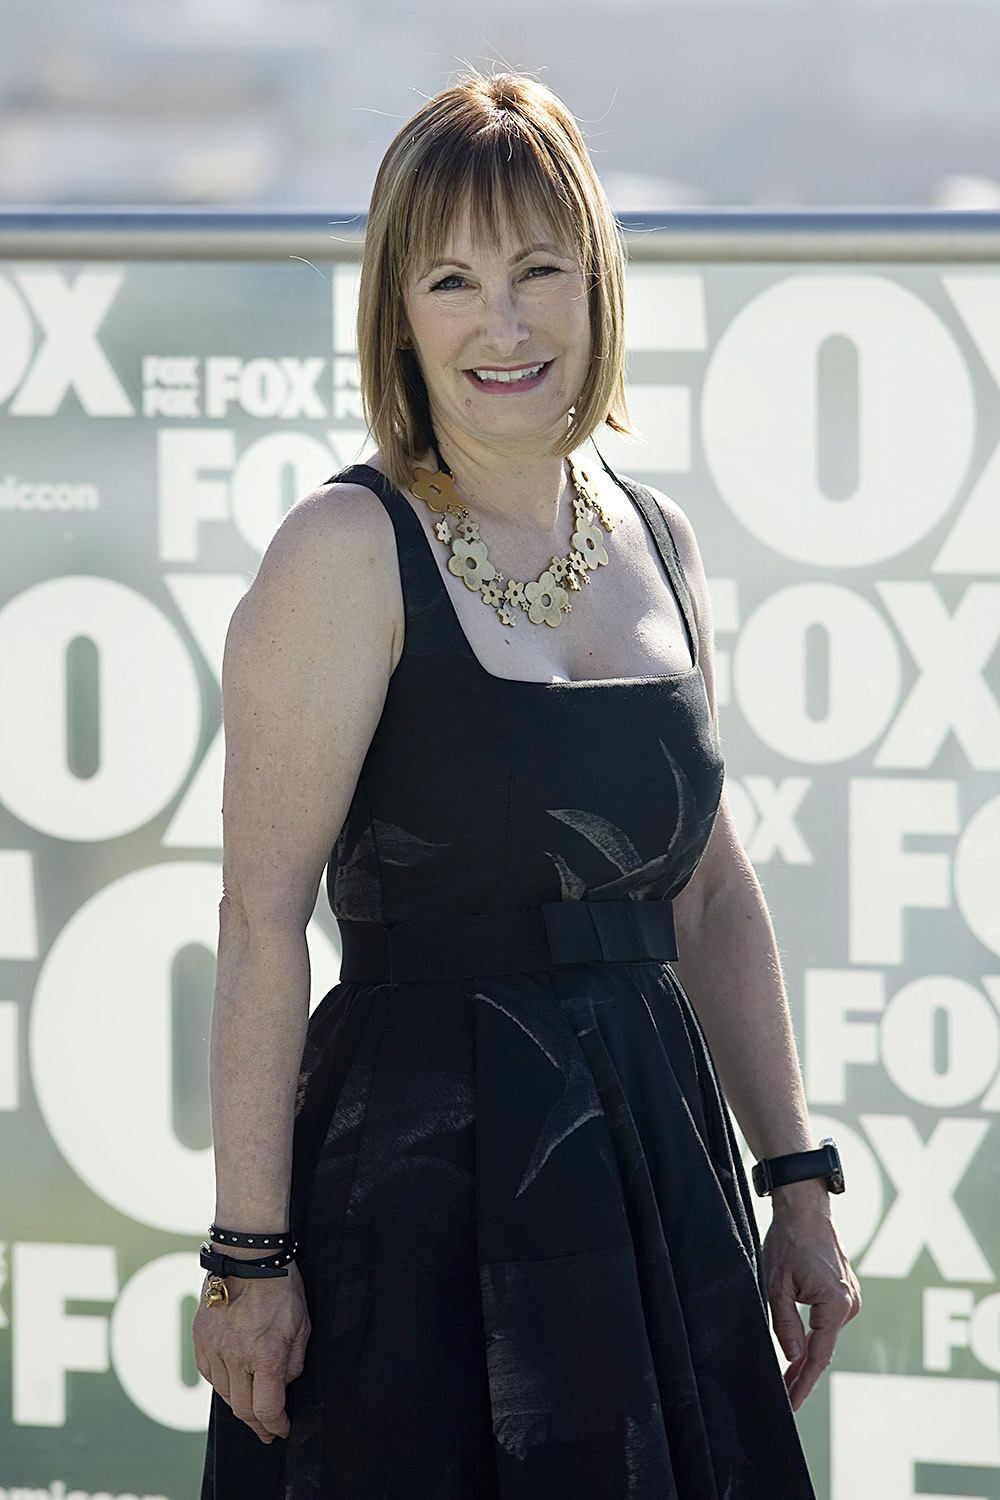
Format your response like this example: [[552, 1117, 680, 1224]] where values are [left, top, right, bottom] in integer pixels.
[[752, 1140, 845, 1197]]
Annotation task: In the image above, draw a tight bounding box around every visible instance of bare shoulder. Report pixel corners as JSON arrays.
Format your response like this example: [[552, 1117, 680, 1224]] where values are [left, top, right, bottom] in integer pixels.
[[222, 470, 405, 714], [233, 472, 399, 632], [598, 465, 711, 609], [254, 475, 398, 597], [587, 454, 700, 571], [631, 481, 718, 713], [637, 485, 704, 582], [635, 482, 711, 614]]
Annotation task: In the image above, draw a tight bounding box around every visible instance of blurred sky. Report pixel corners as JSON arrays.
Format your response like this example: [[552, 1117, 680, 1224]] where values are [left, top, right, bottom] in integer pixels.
[[2, 0, 999, 211]]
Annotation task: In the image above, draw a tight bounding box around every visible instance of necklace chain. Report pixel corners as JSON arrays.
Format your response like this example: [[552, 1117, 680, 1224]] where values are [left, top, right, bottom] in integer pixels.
[[411, 455, 614, 628]]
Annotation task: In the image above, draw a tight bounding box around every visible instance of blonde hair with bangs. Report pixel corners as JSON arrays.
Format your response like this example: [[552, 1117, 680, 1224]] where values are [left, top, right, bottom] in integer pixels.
[[357, 71, 631, 491]]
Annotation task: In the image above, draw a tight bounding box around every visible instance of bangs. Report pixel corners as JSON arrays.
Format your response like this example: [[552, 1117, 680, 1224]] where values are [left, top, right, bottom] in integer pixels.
[[399, 128, 590, 285]]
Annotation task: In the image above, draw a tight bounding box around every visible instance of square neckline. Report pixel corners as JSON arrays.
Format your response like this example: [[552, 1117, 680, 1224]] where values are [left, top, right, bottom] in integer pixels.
[[339, 459, 702, 691]]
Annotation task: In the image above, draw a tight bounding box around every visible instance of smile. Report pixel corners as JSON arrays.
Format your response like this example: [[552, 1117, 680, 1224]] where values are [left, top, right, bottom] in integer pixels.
[[465, 361, 551, 390]]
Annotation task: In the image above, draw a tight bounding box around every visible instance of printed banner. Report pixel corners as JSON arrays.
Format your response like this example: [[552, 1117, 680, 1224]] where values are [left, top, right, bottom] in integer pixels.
[[0, 249, 998, 1499]]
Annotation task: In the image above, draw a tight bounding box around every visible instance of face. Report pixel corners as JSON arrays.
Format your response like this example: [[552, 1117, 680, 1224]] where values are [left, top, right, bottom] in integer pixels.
[[403, 203, 592, 458]]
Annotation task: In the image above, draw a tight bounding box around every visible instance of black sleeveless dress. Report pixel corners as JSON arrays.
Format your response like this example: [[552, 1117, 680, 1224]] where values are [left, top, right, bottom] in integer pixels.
[[201, 460, 817, 1500]]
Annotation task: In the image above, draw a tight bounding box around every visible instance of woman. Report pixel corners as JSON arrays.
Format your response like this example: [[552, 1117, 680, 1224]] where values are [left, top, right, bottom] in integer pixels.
[[194, 70, 860, 1499]]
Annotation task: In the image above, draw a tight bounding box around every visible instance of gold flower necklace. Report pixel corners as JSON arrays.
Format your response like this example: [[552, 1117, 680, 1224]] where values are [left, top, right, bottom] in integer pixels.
[[411, 446, 615, 629]]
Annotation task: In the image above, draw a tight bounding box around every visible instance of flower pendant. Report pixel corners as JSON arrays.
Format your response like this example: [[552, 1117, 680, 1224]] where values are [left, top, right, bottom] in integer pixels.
[[413, 452, 611, 628], [448, 538, 496, 591], [412, 466, 465, 515]]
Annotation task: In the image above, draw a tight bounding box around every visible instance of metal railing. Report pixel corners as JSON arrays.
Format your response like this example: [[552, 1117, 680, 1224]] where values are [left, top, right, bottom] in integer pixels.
[[3, 206, 1000, 260]]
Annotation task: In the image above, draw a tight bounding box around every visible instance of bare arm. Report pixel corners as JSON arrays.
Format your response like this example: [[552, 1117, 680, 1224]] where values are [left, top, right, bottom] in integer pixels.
[[672, 798, 815, 1165], [653, 488, 861, 1410], [193, 479, 403, 1442]]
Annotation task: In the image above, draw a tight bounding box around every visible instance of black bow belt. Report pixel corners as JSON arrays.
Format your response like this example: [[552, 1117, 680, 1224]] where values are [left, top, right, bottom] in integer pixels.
[[337, 899, 678, 983]]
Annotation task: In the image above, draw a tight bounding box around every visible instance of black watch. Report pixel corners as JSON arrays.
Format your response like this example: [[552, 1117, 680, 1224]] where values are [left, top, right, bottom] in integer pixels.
[[752, 1137, 845, 1198]]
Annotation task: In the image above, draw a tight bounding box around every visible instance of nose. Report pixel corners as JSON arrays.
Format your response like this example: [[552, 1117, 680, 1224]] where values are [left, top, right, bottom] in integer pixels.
[[478, 285, 529, 356]]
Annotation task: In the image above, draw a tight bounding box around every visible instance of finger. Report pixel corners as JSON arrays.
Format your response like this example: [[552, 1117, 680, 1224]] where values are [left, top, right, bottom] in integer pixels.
[[285, 1322, 312, 1385], [193, 1320, 222, 1388], [786, 1271, 860, 1410], [252, 1368, 291, 1440], [786, 1315, 841, 1410], [768, 1283, 806, 1363], [228, 1368, 276, 1444], [782, 1349, 808, 1398], [786, 1339, 827, 1411], [206, 1351, 231, 1408], [192, 1331, 212, 1387]]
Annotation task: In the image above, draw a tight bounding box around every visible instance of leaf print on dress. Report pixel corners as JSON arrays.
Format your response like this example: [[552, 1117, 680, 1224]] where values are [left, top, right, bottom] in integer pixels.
[[329, 1059, 478, 1269], [543, 802, 658, 900], [590, 741, 716, 900], [333, 818, 447, 921], [479, 1247, 670, 1469], [344, 1069, 475, 1202], [476, 990, 607, 1198], [548, 809, 642, 874], [372, 818, 447, 866], [586, 739, 719, 902], [548, 851, 587, 901], [543, 808, 641, 900], [332, 822, 383, 921], [544, 741, 720, 904]]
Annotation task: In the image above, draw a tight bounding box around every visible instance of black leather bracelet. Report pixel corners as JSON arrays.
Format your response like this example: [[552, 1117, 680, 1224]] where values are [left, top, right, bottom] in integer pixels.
[[752, 1138, 845, 1198], [199, 1242, 296, 1279], [208, 1223, 293, 1251]]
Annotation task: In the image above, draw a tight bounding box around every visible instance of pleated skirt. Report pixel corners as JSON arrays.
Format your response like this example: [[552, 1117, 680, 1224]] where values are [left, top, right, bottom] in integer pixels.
[[201, 960, 816, 1499]]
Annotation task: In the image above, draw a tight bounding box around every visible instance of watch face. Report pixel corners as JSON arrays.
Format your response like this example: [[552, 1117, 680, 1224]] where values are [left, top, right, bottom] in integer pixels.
[[822, 1140, 846, 1193]]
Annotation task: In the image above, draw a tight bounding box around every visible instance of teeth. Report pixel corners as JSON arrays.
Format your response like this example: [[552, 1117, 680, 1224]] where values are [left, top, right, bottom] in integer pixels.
[[472, 363, 545, 383]]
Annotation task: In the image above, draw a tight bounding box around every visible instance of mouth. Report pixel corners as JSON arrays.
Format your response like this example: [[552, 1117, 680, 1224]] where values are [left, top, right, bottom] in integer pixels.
[[465, 360, 551, 390]]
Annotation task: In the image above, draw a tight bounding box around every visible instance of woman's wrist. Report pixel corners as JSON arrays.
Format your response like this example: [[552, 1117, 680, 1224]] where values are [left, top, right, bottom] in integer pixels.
[[211, 1201, 291, 1232], [768, 1176, 833, 1218]]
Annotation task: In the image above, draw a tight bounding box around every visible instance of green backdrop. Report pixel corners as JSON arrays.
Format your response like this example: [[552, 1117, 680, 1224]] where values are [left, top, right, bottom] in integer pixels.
[[1, 230, 998, 1499]]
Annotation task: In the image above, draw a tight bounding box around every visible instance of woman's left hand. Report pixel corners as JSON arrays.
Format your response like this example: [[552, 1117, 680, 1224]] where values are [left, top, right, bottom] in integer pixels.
[[762, 1180, 862, 1411]]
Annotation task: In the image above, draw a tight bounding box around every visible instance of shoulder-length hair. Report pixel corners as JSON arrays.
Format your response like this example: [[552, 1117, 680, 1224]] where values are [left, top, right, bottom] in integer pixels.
[[357, 70, 631, 491]]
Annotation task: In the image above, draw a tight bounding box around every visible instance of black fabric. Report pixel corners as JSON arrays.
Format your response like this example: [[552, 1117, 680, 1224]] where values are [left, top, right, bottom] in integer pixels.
[[338, 898, 678, 982], [201, 460, 817, 1499]]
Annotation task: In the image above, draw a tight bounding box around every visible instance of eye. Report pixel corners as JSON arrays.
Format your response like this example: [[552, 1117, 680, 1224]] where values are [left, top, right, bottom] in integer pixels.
[[429, 273, 467, 292], [524, 264, 560, 280]]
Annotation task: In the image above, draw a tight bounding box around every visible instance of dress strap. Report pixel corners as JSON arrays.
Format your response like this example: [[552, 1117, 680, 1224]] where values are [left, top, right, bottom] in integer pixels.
[[595, 455, 700, 668], [325, 464, 472, 661]]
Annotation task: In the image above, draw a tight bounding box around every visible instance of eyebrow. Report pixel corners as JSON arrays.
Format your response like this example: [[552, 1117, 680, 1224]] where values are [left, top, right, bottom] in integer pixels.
[[423, 242, 574, 277]]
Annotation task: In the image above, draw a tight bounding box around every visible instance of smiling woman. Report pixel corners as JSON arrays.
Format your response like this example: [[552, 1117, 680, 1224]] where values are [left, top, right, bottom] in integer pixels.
[[194, 68, 858, 1500], [357, 73, 630, 494], [404, 223, 590, 459]]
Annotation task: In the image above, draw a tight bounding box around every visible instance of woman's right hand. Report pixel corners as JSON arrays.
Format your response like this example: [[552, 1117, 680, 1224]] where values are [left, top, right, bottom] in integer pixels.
[[193, 1263, 311, 1444]]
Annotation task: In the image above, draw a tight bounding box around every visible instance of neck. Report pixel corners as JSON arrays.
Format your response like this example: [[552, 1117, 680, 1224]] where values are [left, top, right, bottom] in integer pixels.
[[425, 426, 571, 533]]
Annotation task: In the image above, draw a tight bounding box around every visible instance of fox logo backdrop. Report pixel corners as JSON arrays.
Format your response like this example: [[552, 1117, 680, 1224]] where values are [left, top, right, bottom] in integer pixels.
[[0, 228, 999, 1499]]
